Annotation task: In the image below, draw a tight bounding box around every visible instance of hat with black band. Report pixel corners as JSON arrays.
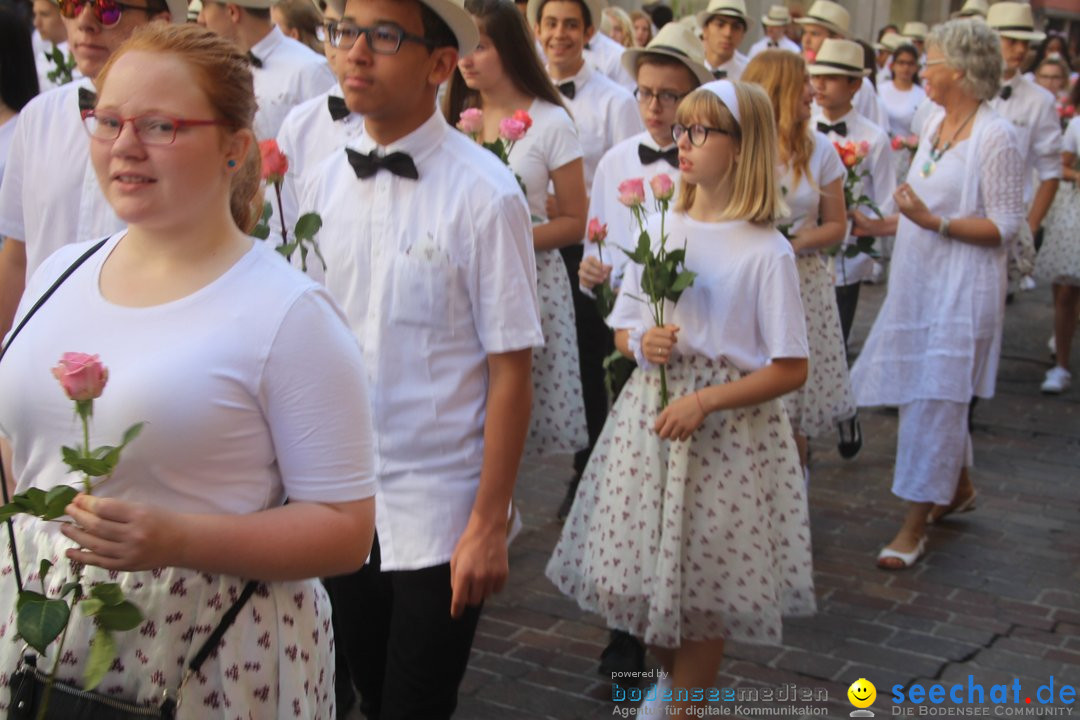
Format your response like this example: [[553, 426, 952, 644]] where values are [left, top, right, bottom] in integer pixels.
[[622, 21, 712, 85], [806, 38, 869, 77], [795, 0, 850, 38]]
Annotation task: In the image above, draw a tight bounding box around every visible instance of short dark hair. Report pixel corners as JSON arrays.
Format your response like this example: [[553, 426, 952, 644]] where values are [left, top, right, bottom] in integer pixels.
[[705, 13, 746, 32], [649, 5, 671, 29], [0, 5, 39, 111], [536, 0, 592, 29], [419, 2, 456, 48], [243, 5, 271, 20], [634, 53, 700, 89]]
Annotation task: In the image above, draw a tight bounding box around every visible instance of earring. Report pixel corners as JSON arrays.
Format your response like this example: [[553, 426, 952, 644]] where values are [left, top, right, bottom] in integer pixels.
[[227, 159, 237, 168]]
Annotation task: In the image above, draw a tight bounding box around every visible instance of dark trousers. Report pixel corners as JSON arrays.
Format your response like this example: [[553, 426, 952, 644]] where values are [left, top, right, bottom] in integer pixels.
[[835, 282, 862, 346], [324, 537, 483, 720], [560, 244, 615, 474]]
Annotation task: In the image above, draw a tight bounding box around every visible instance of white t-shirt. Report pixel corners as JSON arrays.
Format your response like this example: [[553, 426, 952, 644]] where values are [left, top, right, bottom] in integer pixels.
[[748, 35, 800, 57], [778, 130, 845, 243], [0, 79, 124, 278], [1063, 116, 1080, 155], [878, 81, 927, 138], [608, 213, 808, 372], [584, 31, 636, 91], [506, 98, 583, 222], [0, 234, 376, 513], [250, 26, 337, 141], [298, 111, 543, 571], [0, 117, 16, 189], [705, 52, 748, 81]]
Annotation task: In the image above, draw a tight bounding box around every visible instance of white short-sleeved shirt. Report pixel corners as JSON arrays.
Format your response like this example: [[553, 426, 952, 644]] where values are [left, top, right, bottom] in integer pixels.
[[1063, 116, 1080, 155], [608, 213, 808, 371], [990, 73, 1064, 204], [0, 117, 16, 188], [705, 52, 748, 81], [584, 31, 636, 91], [250, 26, 337, 141], [583, 130, 680, 289], [553, 63, 643, 189], [0, 78, 124, 278], [505, 98, 582, 222], [0, 234, 375, 513], [748, 36, 800, 57], [878, 81, 927, 138], [777, 130, 845, 245], [298, 111, 544, 571], [34, 41, 83, 93]]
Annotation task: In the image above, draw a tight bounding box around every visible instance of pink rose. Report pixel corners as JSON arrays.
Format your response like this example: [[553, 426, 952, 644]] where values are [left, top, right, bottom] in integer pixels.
[[512, 109, 533, 132], [587, 217, 608, 245], [258, 139, 289, 184], [498, 117, 527, 142], [857, 140, 871, 158], [617, 178, 646, 208], [906, 134, 919, 147], [803, 49, 816, 63], [649, 173, 675, 202], [890, 136, 904, 151], [457, 107, 484, 136], [52, 352, 108, 402]]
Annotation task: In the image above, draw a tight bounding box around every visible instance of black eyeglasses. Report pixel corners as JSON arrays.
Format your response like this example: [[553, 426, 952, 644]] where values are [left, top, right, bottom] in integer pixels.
[[324, 20, 434, 53], [57, 0, 153, 27], [671, 122, 730, 147], [634, 88, 686, 108]]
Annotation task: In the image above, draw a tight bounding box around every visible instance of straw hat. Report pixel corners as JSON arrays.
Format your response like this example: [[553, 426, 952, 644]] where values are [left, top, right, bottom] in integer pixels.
[[696, 0, 748, 30], [958, 0, 988, 18], [806, 38, 869, 77], [987, 1, 1046, 43], [761, 5, 790, 27], [527, 0, 607, 31], [874, 31, 906, 53], [795, 0, 850, 39], [622, 20, 712, 85], [326, 0, 479, 52], [901, 21, 928, 41]]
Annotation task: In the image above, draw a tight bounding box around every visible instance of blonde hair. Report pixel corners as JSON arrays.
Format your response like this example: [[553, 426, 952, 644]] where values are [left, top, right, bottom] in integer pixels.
[[95, 23, 263, 233], [601, 6, 634, 47], [674, 83, 785, 224], [273, 0, 325, 54], [629, 9, 652, 46], [742, 49, 814, 187]]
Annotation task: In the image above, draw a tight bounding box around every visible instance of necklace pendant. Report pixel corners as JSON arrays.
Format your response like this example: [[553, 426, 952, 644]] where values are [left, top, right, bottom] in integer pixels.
[[920, 159, 935, 178]]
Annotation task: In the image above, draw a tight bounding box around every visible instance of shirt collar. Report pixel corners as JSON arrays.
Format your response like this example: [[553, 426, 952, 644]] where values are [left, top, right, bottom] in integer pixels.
[[355, 109, 446, 167], [551, 61, 592, 89], [638, 131, 675, 152], [250, 25, 284, 61]]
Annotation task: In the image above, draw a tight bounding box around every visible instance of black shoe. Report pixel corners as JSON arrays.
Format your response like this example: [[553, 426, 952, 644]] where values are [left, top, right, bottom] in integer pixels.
[[837, 414, 862, 459], [598, 629, 645, 677], [557, 472, 581, 522]]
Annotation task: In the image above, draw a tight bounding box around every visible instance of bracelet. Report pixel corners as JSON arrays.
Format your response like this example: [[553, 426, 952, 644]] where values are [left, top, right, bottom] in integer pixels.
[[695, 390, 706, 416], [938, 216, 951, 238]]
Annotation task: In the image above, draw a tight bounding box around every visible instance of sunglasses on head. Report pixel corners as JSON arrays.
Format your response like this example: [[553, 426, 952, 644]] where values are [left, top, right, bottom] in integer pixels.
[[57, 0, 155, 28]]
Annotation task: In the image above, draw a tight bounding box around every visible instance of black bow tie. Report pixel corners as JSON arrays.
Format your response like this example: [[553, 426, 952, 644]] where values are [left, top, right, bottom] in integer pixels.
[[999, 85, 1012, 101], [247, 51, 263, 68], [77, 87, 96, 113], [768, 41, 778, 47], [557, 81, 575, 99], [712, 69, 727, 79], [817, 120, 847, 137], [346, 147, 419, 180], [638, 144, 679, 169], [328, 95, 349, 121]]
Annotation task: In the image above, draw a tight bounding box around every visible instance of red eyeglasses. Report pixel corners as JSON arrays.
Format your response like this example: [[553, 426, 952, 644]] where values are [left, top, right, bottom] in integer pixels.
[[81, 110, 227, 145], [57, 0, 156, 28]]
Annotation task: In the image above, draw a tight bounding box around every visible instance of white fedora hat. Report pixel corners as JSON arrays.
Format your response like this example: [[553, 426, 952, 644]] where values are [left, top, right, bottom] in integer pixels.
[[806, 38, 868, 77], [874, 31, 906, 53], [958, 0, 988, 18], [696, 0, 748, 30], [900, 21, 928, 41], [527, 0, 606, 31], [622, 20, 712, 85], [987, 2, 1046, 43], [760, 4, 790, 27], [326, 0, 479, 53], [795, 0, 849, 39]]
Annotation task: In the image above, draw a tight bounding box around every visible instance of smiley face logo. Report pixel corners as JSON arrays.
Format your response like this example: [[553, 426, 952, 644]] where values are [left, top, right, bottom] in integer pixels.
[[848, 678, 876, 708]]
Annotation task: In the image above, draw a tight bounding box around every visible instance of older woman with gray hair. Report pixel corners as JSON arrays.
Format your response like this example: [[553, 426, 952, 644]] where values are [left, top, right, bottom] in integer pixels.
[[850, 19, 1025, 570]]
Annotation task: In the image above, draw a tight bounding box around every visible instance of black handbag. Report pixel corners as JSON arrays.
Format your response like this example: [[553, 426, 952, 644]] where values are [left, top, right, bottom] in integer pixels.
[[0, 239, 259, 718]]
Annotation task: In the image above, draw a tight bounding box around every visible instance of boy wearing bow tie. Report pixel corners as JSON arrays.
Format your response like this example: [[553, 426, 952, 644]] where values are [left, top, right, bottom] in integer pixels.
[[298, 0, 543, 716]]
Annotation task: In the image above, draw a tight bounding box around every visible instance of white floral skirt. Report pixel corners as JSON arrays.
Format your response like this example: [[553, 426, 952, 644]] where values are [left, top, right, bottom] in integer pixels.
[[1035, 182, 1080, 287], [0, 518, 335, 719], [545, 354, 816, 648], [525, 249, 588, 457], [783, 253, 857, 437]]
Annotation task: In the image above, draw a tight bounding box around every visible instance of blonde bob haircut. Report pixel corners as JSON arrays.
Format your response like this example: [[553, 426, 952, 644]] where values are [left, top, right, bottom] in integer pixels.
[[674, 82, 786, 224]]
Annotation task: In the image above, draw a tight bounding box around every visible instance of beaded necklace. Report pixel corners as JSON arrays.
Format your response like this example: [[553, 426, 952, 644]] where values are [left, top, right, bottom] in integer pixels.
[[920, 105, 980, 178]]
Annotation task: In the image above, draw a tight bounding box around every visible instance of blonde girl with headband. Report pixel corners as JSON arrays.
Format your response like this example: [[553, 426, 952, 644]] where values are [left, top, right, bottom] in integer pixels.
[[547, 80, 816, 716]]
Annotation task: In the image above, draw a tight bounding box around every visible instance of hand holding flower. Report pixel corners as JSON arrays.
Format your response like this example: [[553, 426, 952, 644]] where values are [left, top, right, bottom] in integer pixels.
[[62, 494, 182, 573], [641, 324, 679, 367], [579, 255, 612, 290]]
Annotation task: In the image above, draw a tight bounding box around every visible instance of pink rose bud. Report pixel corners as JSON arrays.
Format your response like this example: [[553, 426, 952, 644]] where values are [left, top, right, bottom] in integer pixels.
[[457, 107, 484, 135], [587, 217, 608, 245], [649, 173, 675, 202], [907, 134, 918, 146], [498, 117, 527, 142], [617, 178, 646, 208], [258, 139, 289, 184], [804, 49, 816, 63], [858, 140, 871, 158], [891, 136, 904, 151], [512, 109, 533, 132], [52, 352, 108, 402]]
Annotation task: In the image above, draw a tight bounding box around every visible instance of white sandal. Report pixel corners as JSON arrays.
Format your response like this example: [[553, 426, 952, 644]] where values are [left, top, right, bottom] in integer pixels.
[[876, 536, 927, 570]]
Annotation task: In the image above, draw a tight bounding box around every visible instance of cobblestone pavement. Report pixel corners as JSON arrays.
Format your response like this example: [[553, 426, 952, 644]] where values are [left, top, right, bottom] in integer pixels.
[[355, 282, 1080, 720]]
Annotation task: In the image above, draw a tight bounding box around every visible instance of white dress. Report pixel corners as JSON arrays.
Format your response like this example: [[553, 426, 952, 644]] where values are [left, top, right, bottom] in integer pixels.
[[1035, 116, 1080, 286], [506, 99, 588, 457], [0, 235, 376, 718], [546, 214, 815, 648], [851, 107, 1026, 405], [777, 132, 857, 437], [879, 81, 927, 185]]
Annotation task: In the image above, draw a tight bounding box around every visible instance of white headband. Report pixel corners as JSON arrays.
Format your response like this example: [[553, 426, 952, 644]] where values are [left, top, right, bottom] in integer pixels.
[[700, 79, 741, 127]]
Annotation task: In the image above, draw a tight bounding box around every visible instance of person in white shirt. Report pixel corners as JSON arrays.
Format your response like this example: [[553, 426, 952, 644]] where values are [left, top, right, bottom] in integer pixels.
[[445, 0, 587, 460], [696, 0, 748, 80], [900, 21, 927, 58], [0, 7, 38, 186], [548, 81, 813, 719], [744, 49, 854, 476], [0, 24, 376, 715], [987, 3, 1062, 294], [31, 0, 81, 91], [748, 4, 799, 58], [198, 0, 335, 139], [810, 38, 896, 343], [302, 0, 543, 715], [879, 43, 926, 139], [873, 28, 902, 85], [0, 0, 185, 342], [586, 15, 635, 90]]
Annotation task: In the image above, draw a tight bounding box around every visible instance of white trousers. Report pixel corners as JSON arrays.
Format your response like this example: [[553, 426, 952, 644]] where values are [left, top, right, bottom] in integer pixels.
[[893, 399, 974, 505]]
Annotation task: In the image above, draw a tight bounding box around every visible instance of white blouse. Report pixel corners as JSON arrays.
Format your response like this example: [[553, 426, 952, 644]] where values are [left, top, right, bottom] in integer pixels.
[[505, 98, 583, 223], [777, 130, 846, 245], [878, 81, 927, 138]]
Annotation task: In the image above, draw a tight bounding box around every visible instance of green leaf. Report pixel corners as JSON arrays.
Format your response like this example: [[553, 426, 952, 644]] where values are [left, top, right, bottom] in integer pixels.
[[90, 583, 125, 607], [16, 597, 69, 655], [16, 590, 46, 611], [671, 270, 696, 294], [80, 598, 105, 617], [60, 582, 81, 599], [252, 223, 270, 241], [95, 601, 143, 632], [42, 486, 79, 521], [83, 627, 116, 691], [16, 488, 48, 516], [38, 559, 53, 585], [261, 200, 273, 221], [121, 422, 144, 447], [293, 213, 322, 241], [0, 502, 24, 523], [65, 456, 112, 477]]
